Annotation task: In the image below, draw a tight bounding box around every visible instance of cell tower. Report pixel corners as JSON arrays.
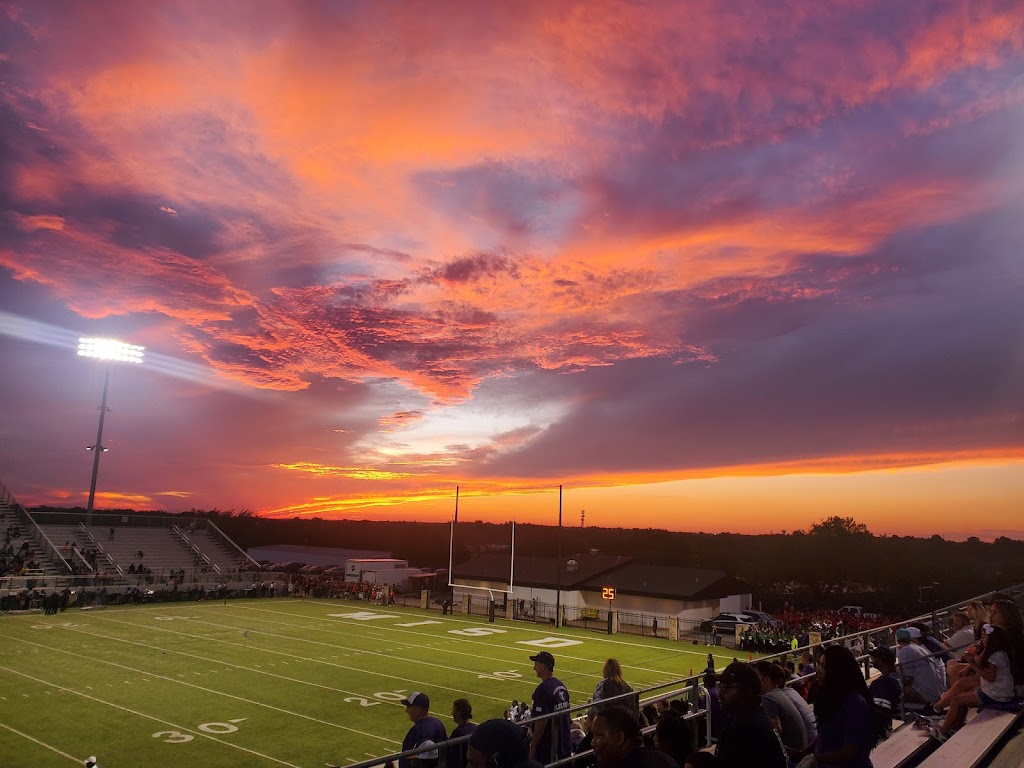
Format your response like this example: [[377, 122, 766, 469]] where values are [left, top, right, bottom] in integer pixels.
[[580, 509, 585, 527]]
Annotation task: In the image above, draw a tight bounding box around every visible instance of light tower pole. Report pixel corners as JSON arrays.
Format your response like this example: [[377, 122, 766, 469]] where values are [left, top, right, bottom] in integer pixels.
[[78, 337, 144, 526]]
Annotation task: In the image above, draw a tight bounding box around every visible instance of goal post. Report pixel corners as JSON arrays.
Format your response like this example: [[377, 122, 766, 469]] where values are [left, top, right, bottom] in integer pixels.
[[447, 486, 517, 620]]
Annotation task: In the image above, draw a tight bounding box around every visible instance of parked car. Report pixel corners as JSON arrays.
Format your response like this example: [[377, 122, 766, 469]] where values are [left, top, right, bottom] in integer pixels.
[[699, 612, 759, 633], [742, 610, 780, 626]]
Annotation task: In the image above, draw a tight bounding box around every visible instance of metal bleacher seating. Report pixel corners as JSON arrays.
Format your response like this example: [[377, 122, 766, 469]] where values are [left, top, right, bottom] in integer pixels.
[[170, 524, 256, 574], [1, 500, 65, 578]]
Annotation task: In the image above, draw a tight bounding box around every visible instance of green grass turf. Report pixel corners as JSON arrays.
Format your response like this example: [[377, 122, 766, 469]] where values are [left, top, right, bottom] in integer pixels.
[[0, 598, 738, 768]]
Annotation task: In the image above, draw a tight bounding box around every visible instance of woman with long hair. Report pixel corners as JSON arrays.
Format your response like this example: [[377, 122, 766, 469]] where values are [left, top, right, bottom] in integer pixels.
[[988, 599, 1024, 695], [936, 624, 1017, 739], [947, 601, 991, 686], [591, 658, 640, 720], [803, 645, 875, 768]]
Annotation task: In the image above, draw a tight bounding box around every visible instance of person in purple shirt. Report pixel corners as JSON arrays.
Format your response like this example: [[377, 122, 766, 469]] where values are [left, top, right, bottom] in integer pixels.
[[449, 698, 478, 768], [400, 691, 448, 768], [529, 651, 572, 764], [806, 646, 876, 768]]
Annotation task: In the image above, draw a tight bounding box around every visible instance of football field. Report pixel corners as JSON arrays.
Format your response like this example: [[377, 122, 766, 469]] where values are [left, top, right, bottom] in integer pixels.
[[0, 598, 732, 768]]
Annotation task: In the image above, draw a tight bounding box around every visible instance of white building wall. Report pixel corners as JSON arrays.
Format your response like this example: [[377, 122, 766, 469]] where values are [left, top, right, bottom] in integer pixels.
[[362, 568, 424, 587], [582, 592, 752, 621], [719, 593, 752, 612]]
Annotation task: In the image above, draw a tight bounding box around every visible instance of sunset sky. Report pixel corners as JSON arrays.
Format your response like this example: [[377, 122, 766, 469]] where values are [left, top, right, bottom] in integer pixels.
[[1, 1, 1022, 539]]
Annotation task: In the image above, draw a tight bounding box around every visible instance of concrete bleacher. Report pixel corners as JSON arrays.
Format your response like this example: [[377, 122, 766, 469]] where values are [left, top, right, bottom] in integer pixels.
[[916, 708, 1024, 768], [175, 525, 254, 573], [37, 523, 197, 576], [1, 503, 65, 577], [35, 519, 257, 577]]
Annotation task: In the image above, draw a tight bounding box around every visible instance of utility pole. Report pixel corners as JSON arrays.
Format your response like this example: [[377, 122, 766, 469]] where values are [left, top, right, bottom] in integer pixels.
[[580, 509, 585, 527]]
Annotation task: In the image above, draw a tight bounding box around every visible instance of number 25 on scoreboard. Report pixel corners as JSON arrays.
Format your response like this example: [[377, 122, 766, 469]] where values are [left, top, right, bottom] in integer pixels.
[[602, 586, 616, 600]]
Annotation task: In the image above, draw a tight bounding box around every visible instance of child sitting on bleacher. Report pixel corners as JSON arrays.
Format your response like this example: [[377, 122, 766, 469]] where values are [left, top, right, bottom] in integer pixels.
[[934, 624, 1017, 740]]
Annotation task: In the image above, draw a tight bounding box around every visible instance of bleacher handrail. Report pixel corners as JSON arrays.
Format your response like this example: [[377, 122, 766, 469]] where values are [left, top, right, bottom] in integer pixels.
[[77, 522, 123, 575], [68, 546, 94, 573], [333, 680, 710, 768], [204, 518, 261, 568], [0, 477, 16, 506], [8, 500, 74, 574]]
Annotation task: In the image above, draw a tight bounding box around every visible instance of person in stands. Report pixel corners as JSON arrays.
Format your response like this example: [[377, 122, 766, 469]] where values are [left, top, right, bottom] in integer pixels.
[[802, 645, 875, 768], [591, 658, 640, 721], [467, 719, 542, 768], [935, 624, 1018, 740], [713, 662, 787, 768], [590, 706, 677, 768], [866, 646, 902, 742], [448, 698, 477, 768], [896, 627, 943, 713], [400, 692, 447, 768], [752, 660, 808, 759], [529, 651, 572, 764]]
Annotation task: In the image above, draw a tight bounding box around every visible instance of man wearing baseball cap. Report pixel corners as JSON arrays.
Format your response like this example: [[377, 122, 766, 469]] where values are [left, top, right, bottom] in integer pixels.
[[400, 692, 448, 768], [896, 627, 943, 713], [528, 651, 571, 763]]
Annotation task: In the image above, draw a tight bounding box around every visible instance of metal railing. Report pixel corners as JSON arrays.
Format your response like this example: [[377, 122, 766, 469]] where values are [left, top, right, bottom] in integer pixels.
[[3, 493, 74, 575], [329, 583, 1024, 768], [332, 678, 712, 768], [205, 519, 261, 569], [78, 523, 123, 575]]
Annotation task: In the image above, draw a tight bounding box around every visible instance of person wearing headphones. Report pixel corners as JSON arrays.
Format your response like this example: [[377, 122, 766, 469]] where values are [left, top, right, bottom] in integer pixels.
[[468, 719, 543, 768]]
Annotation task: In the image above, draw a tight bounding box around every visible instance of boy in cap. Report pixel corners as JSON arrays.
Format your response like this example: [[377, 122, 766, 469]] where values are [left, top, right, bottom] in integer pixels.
[[400, 692, 447, 768], [528, 651, 571, 763], [896, 628, 944, 713], [867, 645, 902, 740]]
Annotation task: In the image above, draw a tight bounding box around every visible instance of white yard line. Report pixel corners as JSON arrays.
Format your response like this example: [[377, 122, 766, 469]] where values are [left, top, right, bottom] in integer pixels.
[[0, 634, 400, 746], [0, 722, 82, 764], [241, 602, 725, 678], [48, 616, 404, 704], [0, 666, 306, 768], [111, 614, 517, 702], [189, 611, 595, 697]]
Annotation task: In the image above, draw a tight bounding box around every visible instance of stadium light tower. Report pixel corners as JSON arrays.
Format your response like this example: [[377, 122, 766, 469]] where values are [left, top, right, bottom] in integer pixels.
[[78, 337, 144, 525]]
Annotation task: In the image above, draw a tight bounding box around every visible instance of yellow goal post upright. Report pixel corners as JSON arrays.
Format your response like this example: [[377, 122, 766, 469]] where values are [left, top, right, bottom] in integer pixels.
[[447, 485, 517, 621]]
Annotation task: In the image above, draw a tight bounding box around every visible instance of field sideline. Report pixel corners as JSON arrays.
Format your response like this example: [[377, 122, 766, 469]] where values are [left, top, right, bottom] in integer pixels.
[[0, 598, 735, 768]]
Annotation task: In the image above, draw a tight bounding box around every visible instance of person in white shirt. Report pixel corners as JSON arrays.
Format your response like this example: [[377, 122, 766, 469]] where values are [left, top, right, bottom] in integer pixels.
[[945, 612, 976, 653], [896, 627, 944, 711], [936, 624, 1015, 739]]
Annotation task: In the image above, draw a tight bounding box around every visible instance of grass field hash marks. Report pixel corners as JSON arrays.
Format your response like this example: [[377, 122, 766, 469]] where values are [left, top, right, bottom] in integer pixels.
[[0, 633, 402, 746], [0, 666, 306, 768]]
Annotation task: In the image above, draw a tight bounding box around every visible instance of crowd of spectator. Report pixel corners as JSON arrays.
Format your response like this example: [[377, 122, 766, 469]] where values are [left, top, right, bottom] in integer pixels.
[[1, 523, 42, 577], [398, 593, 1024, 768], [290, 574, 395, 602]]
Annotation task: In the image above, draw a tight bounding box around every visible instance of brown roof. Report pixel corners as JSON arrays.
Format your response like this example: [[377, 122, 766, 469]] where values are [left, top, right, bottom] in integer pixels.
[[452, 553, 631, 589]]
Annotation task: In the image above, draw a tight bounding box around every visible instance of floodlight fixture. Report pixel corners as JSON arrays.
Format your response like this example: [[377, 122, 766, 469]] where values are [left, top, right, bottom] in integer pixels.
[[78, 337, 145, 364], [78, 336, 145, 524]]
